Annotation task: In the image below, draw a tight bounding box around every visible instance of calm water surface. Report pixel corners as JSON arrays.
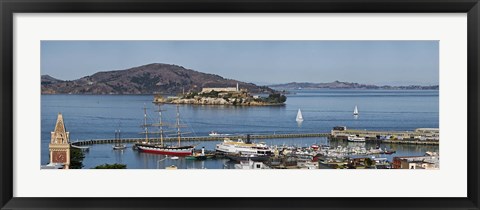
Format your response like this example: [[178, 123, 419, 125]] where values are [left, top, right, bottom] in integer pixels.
[[41, 89, 439, 169]]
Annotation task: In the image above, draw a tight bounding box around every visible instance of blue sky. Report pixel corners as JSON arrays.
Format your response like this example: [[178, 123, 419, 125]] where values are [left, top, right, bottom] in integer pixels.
[[41, 41, 439, 86]]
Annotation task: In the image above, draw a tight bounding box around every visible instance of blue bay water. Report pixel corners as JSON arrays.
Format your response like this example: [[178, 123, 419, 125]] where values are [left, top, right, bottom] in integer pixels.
[[41, 89, 439, 169]]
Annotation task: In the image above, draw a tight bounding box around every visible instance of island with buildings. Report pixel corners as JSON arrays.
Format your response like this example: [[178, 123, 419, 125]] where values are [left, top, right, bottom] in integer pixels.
[[153, 83, 287, 106]]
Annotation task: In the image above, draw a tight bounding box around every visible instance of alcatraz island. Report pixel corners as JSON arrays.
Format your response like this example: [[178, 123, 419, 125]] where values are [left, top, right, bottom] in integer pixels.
[[154, 83, 287, 106]]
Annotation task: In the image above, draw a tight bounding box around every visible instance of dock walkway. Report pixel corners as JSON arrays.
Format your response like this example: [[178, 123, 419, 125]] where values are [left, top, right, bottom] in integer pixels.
[[330, 128, 439, 145], [70, 130, 439, 146], [71, 133, 330, 146]]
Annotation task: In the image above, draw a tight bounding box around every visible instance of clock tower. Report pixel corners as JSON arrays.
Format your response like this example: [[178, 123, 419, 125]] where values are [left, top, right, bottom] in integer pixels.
[[49, 113, 71, 169]]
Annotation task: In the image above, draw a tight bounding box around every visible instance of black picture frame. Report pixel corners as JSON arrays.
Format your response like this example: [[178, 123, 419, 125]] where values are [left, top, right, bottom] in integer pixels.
[[1, 0, 479, 209]]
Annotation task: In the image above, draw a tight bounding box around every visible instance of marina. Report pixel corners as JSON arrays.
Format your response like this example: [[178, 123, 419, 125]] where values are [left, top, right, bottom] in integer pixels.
[[64, 137, 439, 169]]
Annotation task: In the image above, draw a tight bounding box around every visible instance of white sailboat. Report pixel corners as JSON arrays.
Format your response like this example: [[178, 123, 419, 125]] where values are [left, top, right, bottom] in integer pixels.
[[296, 109, 304, 122], [353, 105, 359, 116]]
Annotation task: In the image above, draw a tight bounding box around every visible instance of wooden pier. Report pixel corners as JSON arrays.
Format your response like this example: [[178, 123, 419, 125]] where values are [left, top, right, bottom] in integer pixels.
[[329, 137, 439, 145], [330, 127, 439, 145], [70, 130, 439, 146], [71, 133, 330, 146]]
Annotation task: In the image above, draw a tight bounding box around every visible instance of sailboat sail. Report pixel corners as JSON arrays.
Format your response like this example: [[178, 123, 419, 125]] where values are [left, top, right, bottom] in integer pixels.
[[353, 105, 359, 115], [296, 109, 304, 122]]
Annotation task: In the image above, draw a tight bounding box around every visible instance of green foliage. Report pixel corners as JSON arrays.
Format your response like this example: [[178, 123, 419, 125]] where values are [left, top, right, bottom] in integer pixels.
[[69, 148, 85, 169], [364, 158, 373, 167], [225, 93, 233, 98], [264, 93, 287, 103], [199, 90, 219, 98], [93, 163, 127, 169], [183, 92, 198, 99]]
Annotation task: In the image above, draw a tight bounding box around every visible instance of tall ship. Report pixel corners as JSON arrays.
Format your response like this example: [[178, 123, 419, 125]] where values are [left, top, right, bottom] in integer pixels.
[[135, 105, 194, 156]]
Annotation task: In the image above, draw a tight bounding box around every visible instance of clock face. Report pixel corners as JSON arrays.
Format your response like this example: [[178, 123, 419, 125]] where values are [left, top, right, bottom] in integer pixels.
[[52, 151, 67, 163]]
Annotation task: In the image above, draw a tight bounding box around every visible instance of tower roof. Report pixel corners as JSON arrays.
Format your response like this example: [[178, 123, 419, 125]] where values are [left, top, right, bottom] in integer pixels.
[[51, 112, 69, 144], [54, 112, 66, 134]]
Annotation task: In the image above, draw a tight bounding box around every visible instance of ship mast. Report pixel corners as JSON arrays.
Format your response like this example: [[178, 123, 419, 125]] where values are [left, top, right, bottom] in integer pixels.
[[143, 104, 149, 143], [157, 105, 165, 146], [176, 105, 181, 147], [115, 129, 118, 146]]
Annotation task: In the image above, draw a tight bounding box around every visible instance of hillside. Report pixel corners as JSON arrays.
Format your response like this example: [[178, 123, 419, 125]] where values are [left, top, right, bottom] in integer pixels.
[[41, 63, 275, 95], [41, 75, 63, 85], [269, 81, 439, 90]]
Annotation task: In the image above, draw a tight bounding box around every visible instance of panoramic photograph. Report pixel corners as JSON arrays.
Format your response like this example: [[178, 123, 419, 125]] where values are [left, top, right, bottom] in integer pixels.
[[41, 40, 439, 170]]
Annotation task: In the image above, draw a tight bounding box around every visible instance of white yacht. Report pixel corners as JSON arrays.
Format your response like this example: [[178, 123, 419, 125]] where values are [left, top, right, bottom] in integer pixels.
[[215, 137, 272, 156], [209, 131, 230, 137], [347, 135, 366, 142]]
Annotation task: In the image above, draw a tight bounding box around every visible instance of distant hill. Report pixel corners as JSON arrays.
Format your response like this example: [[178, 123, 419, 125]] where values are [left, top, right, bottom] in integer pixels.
[[269, 81, 439, 90], [41, 75, 63, 85], [41, 63, 275, 95]]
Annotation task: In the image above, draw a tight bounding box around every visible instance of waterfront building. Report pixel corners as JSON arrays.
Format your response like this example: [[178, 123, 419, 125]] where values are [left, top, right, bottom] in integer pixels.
[[48, 113, 71, 169], [201, 83, 240, 93], [392, 155, 439, 169]]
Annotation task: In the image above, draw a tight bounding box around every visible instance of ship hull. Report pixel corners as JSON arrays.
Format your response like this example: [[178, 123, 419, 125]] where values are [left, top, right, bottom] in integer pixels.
[[136, 144, 194, 156]]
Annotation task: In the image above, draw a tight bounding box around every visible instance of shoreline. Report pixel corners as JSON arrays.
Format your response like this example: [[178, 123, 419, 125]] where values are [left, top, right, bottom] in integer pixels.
[[152, 101, 286, 106]]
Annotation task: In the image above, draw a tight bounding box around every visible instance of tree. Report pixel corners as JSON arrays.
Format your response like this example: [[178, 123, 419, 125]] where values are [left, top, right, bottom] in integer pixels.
[[93, 163, 127, 169], [69, 148, 85, 169], [265, 93, 287, 103], [183, 91, 198, 99], [199, 90, 219, 98], [364, 158, 373, 168]]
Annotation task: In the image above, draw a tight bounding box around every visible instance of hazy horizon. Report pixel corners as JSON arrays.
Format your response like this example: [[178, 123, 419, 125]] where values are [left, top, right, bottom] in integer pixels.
[[41, 41, 439, 86]]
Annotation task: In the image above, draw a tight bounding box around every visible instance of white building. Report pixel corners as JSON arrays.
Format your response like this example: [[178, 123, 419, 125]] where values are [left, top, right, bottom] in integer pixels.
[[201, 83, 240, 93]]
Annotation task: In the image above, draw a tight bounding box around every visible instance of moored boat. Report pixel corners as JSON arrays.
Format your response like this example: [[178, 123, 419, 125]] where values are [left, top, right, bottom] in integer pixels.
[[384, 150, 396, 154], [347, 135, 365, 142], [186, 147, 208, 160], [112, 129, 126, 150], [209, 131, 230, 136], [215, 135, 272, 156], [135, 104, 195, 156], [136, 144, 194, 156], [113, 144, 126, 150]]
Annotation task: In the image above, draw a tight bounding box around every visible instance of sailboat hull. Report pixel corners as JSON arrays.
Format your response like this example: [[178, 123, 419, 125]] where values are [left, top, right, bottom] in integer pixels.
[[136, 144, 194, 156], [112, 145, 126, 150], [353, 106, 359, 115]]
